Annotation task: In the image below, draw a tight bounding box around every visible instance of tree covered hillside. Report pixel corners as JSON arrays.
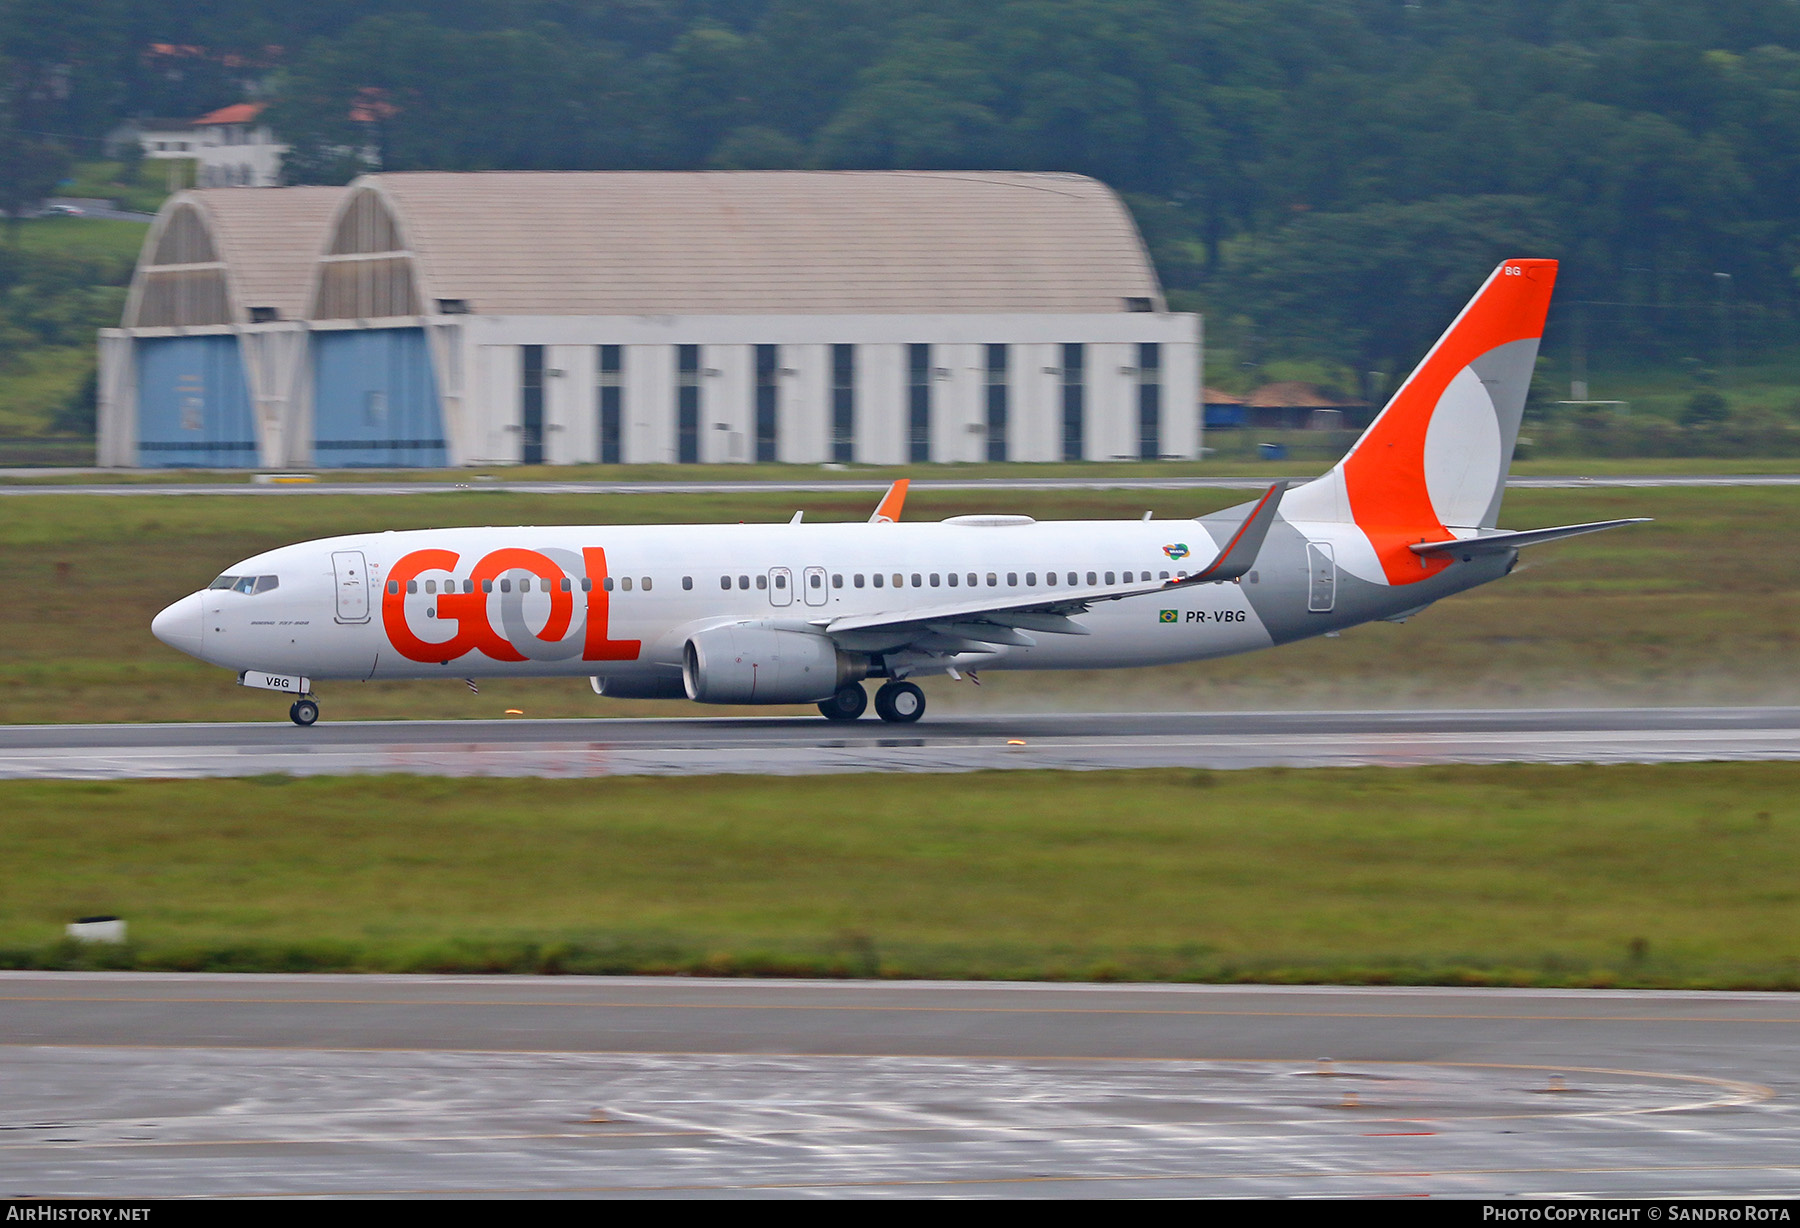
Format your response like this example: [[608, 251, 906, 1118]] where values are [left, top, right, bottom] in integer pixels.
[[7, 1, 1800, 401]]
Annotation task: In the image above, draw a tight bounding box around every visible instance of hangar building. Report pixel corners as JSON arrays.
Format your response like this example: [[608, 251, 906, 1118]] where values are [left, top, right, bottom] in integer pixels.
[[99, 171, 1201, 468]]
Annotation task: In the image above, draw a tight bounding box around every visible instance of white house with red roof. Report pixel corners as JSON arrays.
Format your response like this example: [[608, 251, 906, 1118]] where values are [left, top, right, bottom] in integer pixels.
[[112, 102, 286, 188]]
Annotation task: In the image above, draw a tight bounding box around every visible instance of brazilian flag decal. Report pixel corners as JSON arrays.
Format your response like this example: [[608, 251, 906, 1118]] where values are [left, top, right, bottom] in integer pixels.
[[1159, 609, 1178, 623]]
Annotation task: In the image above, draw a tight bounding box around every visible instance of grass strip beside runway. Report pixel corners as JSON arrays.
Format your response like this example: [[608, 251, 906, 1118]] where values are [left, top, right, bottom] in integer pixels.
[[4, 763, 1797, 988], [5, 485, 1799, 722]]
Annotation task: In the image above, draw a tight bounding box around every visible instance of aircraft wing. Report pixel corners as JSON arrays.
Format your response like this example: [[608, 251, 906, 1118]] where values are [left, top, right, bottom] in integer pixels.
[[819, 483, 1286, 654], [1408, 518, 1650, 556]]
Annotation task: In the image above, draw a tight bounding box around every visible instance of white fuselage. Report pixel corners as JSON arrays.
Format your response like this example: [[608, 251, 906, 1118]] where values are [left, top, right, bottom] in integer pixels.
[[150, 509, 1511, 703], [157, 517, 1326, 681]]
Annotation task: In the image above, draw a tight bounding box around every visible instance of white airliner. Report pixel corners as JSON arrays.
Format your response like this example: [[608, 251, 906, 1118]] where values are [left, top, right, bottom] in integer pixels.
[[153, 258, 1643, 726]]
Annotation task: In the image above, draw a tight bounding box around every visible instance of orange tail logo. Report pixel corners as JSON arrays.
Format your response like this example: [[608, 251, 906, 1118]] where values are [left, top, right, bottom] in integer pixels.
[[1341, 259, 1557, 583]]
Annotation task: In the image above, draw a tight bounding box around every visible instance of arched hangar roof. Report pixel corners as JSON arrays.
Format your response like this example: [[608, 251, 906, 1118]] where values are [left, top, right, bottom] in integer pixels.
[[309, 171, 1164, 319], [124, 187, 347, 328]]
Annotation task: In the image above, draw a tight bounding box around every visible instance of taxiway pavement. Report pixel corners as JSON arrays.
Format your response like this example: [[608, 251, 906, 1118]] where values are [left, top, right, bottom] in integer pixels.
[[1, 706, 1797, 779], [0, 974, 1794, 1198]]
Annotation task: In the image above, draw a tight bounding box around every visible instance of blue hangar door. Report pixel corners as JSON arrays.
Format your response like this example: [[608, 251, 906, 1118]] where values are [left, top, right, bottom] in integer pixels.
[[135, 335, 258, 467], [312, 328, 447, 467]]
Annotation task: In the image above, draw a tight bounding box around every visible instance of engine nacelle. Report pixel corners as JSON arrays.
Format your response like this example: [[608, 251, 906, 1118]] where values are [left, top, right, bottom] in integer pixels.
[[590, 673, 689, 699], [682, 625, 865, 705]]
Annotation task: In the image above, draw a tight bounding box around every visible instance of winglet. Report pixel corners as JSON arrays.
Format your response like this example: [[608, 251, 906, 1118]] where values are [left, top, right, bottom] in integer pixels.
[[1181, 482, 1286, 585], [870, 479, 909, 524]]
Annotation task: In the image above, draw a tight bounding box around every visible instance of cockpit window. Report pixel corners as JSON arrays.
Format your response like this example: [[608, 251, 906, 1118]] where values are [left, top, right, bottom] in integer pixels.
[[211, 574, 278, 594]]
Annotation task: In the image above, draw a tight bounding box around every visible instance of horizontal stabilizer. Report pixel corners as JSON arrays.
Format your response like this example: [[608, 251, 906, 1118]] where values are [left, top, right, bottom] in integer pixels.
[[1408, 518, 1650, 556]]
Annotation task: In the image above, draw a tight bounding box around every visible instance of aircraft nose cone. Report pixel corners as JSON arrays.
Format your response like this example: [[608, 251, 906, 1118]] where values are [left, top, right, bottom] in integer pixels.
[[151, 592, 205, 656]]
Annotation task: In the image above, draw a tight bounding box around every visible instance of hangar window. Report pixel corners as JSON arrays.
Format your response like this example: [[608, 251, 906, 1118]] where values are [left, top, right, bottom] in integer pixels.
[[832, 344, 855, 463], [985, 344, 1009, 462], [1138, 342, 1162, 460], [908, 344, 932, 463], [755, 345, 779, 463], [314, 187, 421, 319]]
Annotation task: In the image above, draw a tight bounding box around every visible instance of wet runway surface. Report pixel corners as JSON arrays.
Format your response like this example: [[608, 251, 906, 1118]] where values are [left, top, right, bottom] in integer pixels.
[[0, 974, 1794, 1198], [3, 707, 1798, 779]]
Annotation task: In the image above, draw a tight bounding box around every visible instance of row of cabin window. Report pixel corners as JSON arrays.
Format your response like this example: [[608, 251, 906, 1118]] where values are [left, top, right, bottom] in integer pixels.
[[718, 569, 1182, 591], [392, 568, 1188, 598], [389, 575, 659, 595]]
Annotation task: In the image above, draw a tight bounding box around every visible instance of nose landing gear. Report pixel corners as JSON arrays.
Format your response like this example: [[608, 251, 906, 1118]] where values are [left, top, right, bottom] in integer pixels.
[[288, 698, 319, 727]]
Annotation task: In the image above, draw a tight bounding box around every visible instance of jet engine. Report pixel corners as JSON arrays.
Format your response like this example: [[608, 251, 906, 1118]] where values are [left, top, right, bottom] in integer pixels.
[[682, 625, 867, 704]]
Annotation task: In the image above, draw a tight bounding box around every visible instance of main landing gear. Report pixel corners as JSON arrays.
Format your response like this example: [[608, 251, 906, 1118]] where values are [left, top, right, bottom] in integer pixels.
[[815, 680, 927, 723], [288, 698, 319, 727], [873, 680, 925, 724], [817, 683, 868, 722]]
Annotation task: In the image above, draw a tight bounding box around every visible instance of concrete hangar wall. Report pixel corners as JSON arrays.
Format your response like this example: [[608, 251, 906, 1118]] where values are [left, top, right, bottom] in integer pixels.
[[99, 171, 1201, 468]]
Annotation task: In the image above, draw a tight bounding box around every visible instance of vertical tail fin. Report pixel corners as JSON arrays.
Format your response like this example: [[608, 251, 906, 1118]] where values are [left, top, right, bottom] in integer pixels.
[[1282, 258, 1557, 584]]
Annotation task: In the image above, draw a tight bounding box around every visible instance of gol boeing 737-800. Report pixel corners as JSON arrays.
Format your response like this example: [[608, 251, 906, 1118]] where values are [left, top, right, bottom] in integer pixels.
[[153, 258, 1643, 727]]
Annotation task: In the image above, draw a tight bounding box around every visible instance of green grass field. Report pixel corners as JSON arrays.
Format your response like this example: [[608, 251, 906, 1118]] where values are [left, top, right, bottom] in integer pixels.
[[1, 484, 1795, 723], [6, 765, 1796, 987], [7, 454, 1800, 484]]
